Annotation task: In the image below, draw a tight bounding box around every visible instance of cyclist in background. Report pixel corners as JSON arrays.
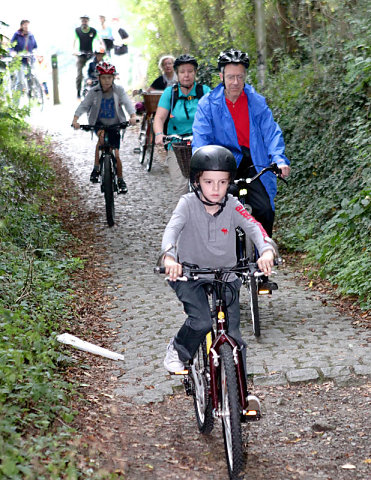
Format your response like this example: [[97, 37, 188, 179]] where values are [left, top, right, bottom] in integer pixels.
[[148, 55, 177, 91], [161, 145, 274, 372], [153, 54, 210, 201], [71, 62, 136, 194], [10, 20, 38, 92], [98, 15, 114, 56], [87, 48, 106, 83], [73, 15, 102, 99], [192, 48, 290, 291]]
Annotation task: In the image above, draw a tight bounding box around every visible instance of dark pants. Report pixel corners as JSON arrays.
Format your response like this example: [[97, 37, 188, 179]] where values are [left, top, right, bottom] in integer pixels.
[[76, 54, 90, 95], [169, 278, 246, 367], [235, 146, 275, 236]]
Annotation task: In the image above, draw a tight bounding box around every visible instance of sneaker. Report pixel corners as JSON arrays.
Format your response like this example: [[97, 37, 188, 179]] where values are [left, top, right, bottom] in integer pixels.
[[90, 168, 99, 183], [258, 280, 278, 295], [117, 178, 128, 194], [163, 338, 185, 373]]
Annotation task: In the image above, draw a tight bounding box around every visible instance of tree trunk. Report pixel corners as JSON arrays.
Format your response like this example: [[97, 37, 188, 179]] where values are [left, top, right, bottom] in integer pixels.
[[168, 0, 197, 53], [255, 0, 266, 88]]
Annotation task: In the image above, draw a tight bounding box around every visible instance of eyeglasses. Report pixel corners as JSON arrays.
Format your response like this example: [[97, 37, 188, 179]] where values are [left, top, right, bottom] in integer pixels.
[[225, 74, 245, 82]]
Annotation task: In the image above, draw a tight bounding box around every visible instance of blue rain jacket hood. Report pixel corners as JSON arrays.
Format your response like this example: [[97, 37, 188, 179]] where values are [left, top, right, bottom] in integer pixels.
[[192, 83, 289, 210]]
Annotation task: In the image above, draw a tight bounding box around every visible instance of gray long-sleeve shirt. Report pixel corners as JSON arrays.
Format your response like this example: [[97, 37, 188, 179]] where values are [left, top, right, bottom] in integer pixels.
[[162, 193, 273, 273], [74, 83, 135, 125]]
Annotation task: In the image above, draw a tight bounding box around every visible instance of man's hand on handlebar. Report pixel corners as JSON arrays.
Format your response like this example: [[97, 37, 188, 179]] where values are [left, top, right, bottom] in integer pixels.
[[278, 164, 290, 179], [257, 249, 274, 276], [72, 121, 80, 130], [164, 255, 183, 281]]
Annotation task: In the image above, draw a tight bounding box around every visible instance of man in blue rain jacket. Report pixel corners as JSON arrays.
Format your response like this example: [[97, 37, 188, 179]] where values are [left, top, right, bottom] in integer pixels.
[[192, 48, 290, 239]]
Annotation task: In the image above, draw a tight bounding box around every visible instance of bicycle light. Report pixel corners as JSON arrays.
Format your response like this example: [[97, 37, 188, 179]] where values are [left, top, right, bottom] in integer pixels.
[[239, 188, 248, 196]]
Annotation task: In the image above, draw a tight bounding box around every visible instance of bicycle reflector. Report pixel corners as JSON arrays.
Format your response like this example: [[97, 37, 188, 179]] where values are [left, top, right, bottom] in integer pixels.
[[173, 369, 189, 375]]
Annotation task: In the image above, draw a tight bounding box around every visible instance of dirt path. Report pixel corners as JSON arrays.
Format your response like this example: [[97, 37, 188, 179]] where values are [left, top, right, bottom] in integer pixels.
[[32, 103, 370, 479]]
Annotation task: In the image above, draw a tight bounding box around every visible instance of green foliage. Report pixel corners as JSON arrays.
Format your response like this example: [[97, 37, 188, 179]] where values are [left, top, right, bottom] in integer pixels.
[[0, 76, 105, 478], [268, 0, 371, 309]]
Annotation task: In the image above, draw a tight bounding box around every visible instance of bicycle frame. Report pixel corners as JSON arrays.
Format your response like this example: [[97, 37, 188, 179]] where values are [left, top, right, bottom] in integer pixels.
[[204, 273, 249, 414]]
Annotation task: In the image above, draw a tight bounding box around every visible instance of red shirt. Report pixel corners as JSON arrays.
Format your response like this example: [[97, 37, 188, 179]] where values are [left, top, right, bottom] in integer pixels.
[[225, 91, 250, 148]]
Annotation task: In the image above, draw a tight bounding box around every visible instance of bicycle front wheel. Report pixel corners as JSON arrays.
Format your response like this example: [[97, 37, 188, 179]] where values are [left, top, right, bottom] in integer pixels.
[[145, 116, 155, 172], [248, 275, 260, 337], [219, 343, 244, 479], [102, 154, 115, 227], [191, 339, 214, 434]]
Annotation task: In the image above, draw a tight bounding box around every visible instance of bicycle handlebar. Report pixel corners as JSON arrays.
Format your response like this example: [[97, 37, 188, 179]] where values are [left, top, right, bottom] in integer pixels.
[[74, 122, 129, 132], [235, 163, 288, 184], [163, 134, 193, 144]]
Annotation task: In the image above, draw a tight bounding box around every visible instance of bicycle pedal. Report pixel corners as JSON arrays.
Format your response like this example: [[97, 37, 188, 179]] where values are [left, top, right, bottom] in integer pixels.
[[133, 147, 141, 154], [241, 410, 261, 422], [170, 369, 189, 376]]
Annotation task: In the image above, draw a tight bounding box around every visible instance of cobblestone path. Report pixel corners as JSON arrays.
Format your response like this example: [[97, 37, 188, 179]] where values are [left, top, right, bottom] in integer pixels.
[[33, 105, 370, 405]]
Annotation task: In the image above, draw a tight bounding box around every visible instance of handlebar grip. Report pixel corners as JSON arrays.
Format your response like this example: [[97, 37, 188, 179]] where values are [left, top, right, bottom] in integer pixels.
[[154, 266, 166, 274]]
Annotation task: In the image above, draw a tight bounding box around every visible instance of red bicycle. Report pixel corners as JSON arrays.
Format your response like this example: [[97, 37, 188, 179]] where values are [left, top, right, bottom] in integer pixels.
[[155, 238, 281, 479]]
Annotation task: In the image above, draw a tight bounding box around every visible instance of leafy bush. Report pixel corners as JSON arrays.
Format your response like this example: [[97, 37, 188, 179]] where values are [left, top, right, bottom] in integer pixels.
[[0, 91, 86, 477], [267, 0, 371, 309]]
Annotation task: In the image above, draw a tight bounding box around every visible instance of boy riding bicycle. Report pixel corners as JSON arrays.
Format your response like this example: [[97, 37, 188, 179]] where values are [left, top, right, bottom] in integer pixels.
[[72, 61, 136, 194], [161, 145, 275, 374]]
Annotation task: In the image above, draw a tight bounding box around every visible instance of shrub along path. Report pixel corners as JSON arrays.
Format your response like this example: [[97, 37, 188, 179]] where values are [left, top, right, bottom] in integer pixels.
[[33, 106, 370, 479]]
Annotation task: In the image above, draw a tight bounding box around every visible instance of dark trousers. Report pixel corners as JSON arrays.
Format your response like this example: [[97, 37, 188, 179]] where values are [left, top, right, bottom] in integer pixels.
[[76, 54, 90, 94], [170, 278, 246, 366], [235, 146, 275, 237]]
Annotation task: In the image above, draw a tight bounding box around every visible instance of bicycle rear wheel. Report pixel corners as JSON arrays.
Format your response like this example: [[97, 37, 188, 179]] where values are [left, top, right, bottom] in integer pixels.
[[191, 339, 214, 434], [139, 116, 148, 164], [145, 116, 155, 172], [248, 275, 260, 337], [102, 154, 115, 227], [219, 343, 244, 479]]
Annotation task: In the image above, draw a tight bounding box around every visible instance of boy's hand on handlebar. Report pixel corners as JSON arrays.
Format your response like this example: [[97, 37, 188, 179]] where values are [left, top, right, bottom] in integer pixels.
[[164, 255, 183, 281], [72, 121, 80, 130], [129, 115, 137, 126], [257, 249, 274, 276]]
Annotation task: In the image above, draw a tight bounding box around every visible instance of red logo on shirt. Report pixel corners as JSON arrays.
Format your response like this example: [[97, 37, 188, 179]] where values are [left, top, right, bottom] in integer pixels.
[[221, 228, 228, 235], [235, 205, 268, 238]]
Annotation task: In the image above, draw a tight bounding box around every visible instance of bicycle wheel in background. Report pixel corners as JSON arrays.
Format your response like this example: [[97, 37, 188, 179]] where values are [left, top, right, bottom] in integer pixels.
[[139, 115, 148, 164], [102, 154, 115, 227], [190, 339, 214, 434], [248, 276, 260, 337], [29, 75, 44, 110], [145, 116, 155, 172], [219, 343, 244, 480], [245, 237, 260, 337]]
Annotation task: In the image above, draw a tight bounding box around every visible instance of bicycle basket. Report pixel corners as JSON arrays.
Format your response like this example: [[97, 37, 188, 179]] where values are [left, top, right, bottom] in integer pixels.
[[142, 92, 162, 114], [172, 141, 193, 178]]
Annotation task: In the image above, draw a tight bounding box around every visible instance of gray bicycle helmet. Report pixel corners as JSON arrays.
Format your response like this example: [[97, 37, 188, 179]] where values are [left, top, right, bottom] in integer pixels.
[[190, 145, 237, 184], [174, 54, 198, 70], [217, 48, 250, 71]]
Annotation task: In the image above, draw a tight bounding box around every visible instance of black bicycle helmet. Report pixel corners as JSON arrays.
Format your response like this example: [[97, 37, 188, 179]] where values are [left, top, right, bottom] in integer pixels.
[[173, 54, 198, 70], [217, 48, 250, 71], [190, 145, 237, 184]]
